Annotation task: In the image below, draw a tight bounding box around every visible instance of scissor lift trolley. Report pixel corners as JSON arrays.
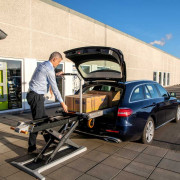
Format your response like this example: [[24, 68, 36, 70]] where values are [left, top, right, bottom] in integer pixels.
[[10, 73, 121, 179], [11, 112, 87, 180]]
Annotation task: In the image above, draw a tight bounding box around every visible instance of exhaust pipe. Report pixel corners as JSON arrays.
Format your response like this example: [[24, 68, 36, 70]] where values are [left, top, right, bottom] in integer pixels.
[[75, 130, 122, 143], [104, 136, 121, 143]]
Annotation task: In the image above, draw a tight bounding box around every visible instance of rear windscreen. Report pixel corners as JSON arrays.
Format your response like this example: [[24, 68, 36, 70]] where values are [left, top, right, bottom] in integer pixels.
[[78, 60, 121, 78]]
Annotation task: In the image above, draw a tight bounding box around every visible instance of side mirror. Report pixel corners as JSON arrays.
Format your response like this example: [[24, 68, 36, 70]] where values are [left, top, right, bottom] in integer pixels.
[[163, 94, 170, 100], [169, 92, 176, 97]]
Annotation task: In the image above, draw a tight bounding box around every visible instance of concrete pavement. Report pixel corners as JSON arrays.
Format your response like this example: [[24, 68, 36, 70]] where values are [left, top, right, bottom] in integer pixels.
[[0, 108, 180, 180]]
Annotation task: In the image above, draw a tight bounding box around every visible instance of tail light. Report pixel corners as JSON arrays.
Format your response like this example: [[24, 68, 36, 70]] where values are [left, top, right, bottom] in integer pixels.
[[106, 130, 119, 133], [117, 108, 133, 117]]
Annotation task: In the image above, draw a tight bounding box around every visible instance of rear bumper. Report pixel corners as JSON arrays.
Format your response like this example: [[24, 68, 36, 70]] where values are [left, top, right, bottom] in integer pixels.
[[78, 117, 145, 142], [105, 126, 142, 141], [77, 125, 141, 142]]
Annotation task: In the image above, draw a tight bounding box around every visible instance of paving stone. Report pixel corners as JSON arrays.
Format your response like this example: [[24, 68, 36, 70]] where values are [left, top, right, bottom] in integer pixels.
[[47, 166, 83, 180], [42, 163, 63, 176], [95, 144, 119, 154], [5, 171, 36, 180], [0, 154, 7, 165], [67, 157, 97, 172], [81, 141, 103, 150], [110, 142, 130, 148], [77, 174, 100, 180], [158, 158, 180, 173], [2, 151, 19, 162], [114, 148, 139, 160], [165, 150, 180, 161], [134, 153, 162, 166], [0, 146, 12, 154], [14, 154, 38, 163], [70, 138, 87, 146], [60, 154, 82, 165], [0, 132, 14, 140], [0, 163, 19, 178], [44, 177, 54, 180], [0, 139, 7, 146], [83, 150, 109, 162], [143, 146, 168, 157], [124, 161, 155, 178], [4, 147, 27, 160], [2, 136, 20, 144], [14, 139, 28, 148], [87, 163, 120, 180], [149, 168, 180, 180], [123, 142, 147, 152], [113, 170, 146, 180], [0, 178, 6, 180], [102, 155, 131, 169]]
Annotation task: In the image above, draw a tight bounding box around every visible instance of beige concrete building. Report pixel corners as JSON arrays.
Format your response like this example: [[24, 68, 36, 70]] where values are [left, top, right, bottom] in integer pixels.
[[0, 0, 180, 113]]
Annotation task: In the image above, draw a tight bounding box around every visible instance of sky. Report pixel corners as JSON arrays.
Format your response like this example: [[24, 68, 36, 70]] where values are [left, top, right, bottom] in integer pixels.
[[53, 0, 180, 59]]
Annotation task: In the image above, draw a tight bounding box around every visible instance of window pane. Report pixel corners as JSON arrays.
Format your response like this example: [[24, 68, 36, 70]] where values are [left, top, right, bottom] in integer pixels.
[[163, 73, 166, 86], [153, 72, 157, 81], [159, 72, 162, 84], [130, 86, 144, 102], [0, 60, 22, 111], [79, 60, 121, 78], [145, 86, 151, 99], [81, 65, 90, 74], [146, 84, 159, 98], [156, 84, 168, 97], [167, 73, 170, 85]]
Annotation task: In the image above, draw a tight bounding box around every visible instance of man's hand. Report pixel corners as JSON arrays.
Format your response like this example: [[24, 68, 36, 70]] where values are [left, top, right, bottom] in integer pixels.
[[61, 102, 68, 113], [56, 71, 64, 76]]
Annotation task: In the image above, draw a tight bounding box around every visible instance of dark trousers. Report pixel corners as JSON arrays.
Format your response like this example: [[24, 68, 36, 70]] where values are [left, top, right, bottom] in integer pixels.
[[26, 91, 47, 150]]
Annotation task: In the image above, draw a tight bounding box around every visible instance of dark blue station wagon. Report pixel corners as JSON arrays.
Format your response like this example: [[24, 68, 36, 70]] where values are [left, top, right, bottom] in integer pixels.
[[64, 46, 180, 144]]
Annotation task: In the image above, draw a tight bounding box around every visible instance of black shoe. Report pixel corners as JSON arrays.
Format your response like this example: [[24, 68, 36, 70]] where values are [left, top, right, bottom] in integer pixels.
[[28, 145, 36, 154]]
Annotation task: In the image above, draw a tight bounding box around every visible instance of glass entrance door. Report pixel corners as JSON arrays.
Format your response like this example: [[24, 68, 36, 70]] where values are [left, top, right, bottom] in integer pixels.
[[0, 58, 23, 112]]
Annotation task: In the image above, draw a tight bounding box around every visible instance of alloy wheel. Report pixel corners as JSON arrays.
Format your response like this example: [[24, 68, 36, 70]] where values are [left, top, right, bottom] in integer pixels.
[[145, 121, 154, 143], [177, 106, 180, 121]]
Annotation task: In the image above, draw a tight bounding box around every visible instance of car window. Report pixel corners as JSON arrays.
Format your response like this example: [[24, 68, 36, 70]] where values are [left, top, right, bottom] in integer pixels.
[[130, 85, 145, 102], [156, 84, 169, 97], [101, 85, 111, 91], [146, 84, 159, 98], [145, 86, 151, 99]]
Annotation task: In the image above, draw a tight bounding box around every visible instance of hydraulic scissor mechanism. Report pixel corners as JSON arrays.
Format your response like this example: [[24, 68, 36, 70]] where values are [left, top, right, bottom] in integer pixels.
[[10, 112, 87, 180]]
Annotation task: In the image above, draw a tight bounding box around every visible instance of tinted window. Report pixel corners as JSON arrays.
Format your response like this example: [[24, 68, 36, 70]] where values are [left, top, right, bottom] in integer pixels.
[[159, 72, 162, 84], [146, 84, 159, 98], [145, 86, 151, 99], [156, 84, 168, 97], [79, 60, 121, 78], [130, 85, 144, 102], [153, 72, 157, 82], [163, 73, 166, 86], [167, 73, 170, 85]]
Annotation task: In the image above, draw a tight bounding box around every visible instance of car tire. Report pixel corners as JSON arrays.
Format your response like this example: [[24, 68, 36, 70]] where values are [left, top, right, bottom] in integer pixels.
[[174, 105, 180, 123], [142, 117, 155, 144]]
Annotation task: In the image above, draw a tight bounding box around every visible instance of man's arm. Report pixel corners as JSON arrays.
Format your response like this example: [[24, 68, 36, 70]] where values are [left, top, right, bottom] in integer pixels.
[[47, 71, 68, 113]]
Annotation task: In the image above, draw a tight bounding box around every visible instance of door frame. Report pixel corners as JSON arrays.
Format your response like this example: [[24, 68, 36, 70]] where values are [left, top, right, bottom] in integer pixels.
[[0, 57, 24, 114]]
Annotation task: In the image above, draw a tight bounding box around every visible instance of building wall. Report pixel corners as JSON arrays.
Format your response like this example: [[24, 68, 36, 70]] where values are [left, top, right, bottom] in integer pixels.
[[0, 0, 180, 85]]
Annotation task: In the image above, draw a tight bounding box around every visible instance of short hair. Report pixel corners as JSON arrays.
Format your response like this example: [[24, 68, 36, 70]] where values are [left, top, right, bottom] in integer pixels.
[[49, 52, 62, 61]]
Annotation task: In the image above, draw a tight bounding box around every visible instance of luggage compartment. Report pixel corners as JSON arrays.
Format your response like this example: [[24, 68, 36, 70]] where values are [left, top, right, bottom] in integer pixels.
[[65, 84, 124, 135]]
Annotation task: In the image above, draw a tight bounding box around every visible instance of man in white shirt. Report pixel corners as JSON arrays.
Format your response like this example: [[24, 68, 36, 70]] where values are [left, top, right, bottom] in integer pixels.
[[27, 52, 68, 153]]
